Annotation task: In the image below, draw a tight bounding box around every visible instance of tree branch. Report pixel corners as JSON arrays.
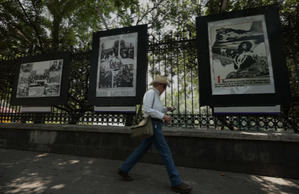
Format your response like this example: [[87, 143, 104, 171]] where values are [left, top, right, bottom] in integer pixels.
[[135, 0, 165, 25], [16, 0, 44, 52], [96, 7, 109, 30], [220, 0, 228, 13]]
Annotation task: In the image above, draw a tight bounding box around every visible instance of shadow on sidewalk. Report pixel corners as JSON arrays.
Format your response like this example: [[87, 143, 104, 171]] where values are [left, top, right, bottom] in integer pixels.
[[1, 148, 299, 194]]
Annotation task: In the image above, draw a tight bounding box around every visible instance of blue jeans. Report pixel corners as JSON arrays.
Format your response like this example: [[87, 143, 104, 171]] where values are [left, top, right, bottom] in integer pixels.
[[120, 119, 182, 186]]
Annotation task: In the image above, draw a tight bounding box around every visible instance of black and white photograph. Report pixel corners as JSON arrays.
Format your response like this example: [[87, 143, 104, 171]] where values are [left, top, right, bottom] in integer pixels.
[[88, 25, 147, 107], [16, 59, 63, 98], [11, 52, 70, 106], [97, 32, 137, 97], [208, 14, 275, 95], [197, 5, 290, 107]]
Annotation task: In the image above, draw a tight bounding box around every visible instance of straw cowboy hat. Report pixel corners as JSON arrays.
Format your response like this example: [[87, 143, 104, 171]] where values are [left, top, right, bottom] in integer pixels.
[[150, 75, 169, 86]]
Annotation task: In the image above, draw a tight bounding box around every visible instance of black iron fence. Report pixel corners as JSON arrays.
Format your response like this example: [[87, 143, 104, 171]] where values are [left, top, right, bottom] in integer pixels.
[[0, 32, 298, 132]]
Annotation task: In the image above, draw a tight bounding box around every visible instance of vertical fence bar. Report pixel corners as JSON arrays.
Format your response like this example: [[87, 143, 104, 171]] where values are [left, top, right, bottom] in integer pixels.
[[183, 41, 187, 116], [176, 34, 180, 114], [164, 35, 167, 105], [170, 32, 174, 109]]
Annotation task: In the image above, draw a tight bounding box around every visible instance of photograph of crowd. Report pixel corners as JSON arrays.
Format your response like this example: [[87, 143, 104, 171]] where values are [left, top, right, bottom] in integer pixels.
[[208, 15, 275, 95], [16, 59, 63, 98], [96, 32, 137, 97]]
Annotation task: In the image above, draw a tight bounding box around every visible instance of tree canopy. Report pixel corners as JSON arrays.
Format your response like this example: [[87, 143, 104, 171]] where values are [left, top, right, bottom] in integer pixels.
[[1, 0, 298, 57], [0, 0, 139, 56]]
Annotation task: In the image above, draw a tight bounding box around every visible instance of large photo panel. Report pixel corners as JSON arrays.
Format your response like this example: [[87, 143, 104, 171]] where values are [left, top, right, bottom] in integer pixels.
[[89, 25, 148, 106], [97, 32, 137, 97], [11, 52, 70, 106], [197, 5, 290, 107]]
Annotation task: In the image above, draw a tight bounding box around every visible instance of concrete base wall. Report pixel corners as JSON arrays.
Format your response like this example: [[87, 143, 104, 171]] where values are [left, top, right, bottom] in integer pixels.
[[1, 123, 299, 178]]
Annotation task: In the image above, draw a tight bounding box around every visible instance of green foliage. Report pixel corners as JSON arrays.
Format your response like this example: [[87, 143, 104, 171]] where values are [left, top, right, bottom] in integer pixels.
[[0, 0, 47, 56], [0, 0, 138, 56]]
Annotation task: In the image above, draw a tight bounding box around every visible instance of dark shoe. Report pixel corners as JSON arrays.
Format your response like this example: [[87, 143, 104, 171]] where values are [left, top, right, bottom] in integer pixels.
[[171, 182, 192, 194], [118, 169, 134, 181]]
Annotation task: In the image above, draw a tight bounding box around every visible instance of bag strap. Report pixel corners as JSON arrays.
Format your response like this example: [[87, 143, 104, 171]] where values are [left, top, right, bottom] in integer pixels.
[[151, 90, 155, 109], [136, 89, 155, 119]]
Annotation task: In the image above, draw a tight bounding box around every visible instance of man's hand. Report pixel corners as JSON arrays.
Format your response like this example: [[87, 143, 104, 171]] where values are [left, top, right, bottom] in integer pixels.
[[167, 107, 176, 112], [163, 114, 172, 123]]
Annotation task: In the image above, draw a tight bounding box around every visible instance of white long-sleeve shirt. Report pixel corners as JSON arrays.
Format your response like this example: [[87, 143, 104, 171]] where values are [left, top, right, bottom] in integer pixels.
[[142, 88, 167, 120]]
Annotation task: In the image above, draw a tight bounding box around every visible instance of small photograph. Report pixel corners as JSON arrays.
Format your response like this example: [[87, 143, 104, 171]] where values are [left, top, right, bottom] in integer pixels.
[[20, 63, 33, 72], [120, 39, 135, 59], [100, 40, 119, 61], [16, 59, 63, 98], [45, 84, 60, 96], [49, 60, 62, 71], [114, 64, 134, 87]]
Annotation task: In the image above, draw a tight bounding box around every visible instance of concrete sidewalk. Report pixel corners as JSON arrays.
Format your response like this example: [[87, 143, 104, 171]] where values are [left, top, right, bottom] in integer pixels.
[[0, 148, 299, 194]]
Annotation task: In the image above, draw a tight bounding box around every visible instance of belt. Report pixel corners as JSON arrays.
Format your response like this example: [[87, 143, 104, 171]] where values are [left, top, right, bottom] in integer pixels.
[[151, 118, 163, 122]]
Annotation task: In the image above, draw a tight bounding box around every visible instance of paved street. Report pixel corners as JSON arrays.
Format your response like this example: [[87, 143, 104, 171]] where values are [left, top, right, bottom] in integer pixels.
[[1, 148, 299, 194]]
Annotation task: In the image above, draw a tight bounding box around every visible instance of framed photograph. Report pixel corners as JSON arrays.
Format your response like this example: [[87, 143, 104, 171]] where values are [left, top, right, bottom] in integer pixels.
[[197, 5, 290, 107], [88, 25, 148, 106], [11, 52, 70, 106]]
